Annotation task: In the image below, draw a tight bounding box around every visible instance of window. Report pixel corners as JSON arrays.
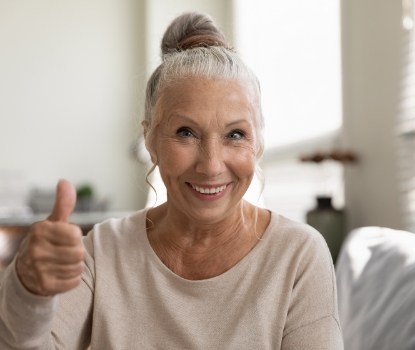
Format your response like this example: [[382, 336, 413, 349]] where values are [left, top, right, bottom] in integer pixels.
[[233, 0, 343, 222]]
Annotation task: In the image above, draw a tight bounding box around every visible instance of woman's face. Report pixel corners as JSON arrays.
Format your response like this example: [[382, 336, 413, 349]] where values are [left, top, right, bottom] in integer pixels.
[[152, 77, 260, 224]]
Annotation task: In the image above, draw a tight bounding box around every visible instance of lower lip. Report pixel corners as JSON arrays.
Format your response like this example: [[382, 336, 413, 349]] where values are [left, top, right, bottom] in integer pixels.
[[187, 183, 230, 202]]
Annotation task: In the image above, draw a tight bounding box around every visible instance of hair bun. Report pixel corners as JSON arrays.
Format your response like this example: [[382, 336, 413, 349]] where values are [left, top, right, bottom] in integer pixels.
[[161, 12, 229, 55]]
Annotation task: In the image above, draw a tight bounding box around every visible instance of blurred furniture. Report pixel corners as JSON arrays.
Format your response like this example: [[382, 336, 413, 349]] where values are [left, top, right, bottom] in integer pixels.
[[0, 226, 27, 271], [336, 226, 415, 350]]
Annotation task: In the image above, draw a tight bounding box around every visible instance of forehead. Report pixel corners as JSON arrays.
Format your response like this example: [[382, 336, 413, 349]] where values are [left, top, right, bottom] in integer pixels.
[[157, 77, 259, 123]]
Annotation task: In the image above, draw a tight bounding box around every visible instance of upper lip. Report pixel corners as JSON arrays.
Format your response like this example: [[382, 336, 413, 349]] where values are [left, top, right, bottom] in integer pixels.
[[187, 182, 230, 188]]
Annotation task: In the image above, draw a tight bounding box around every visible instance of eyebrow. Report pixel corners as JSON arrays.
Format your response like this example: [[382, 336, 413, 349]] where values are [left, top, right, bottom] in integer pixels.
[[168, 113, 252, 128], [167, 114, 197, 126]]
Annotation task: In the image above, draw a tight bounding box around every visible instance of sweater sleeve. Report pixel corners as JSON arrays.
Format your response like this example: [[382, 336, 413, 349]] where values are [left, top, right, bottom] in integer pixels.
[[49, 241, 95, 350], [281, 227, 344, 350], [0, 258, 57, 349], [0, 236, 95, 350]]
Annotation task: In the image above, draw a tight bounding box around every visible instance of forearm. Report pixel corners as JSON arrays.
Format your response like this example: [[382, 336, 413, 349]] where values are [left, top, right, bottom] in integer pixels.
[[0, 260, 56, 349]]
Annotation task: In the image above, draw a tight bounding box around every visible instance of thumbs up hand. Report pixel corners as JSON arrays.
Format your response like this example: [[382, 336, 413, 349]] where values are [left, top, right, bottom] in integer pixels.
[[16, 180, 85, 296]]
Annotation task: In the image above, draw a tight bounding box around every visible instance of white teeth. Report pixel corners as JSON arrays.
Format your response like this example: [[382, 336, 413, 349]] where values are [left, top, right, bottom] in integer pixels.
[[191, 184, 227, 194]]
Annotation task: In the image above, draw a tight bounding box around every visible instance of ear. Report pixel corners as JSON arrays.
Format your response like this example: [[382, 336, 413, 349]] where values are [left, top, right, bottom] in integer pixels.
[[256, 143, 264, 160], [141, 120, 158, 164], [148, 148, 158, 165], [142, 120, 149, 138]]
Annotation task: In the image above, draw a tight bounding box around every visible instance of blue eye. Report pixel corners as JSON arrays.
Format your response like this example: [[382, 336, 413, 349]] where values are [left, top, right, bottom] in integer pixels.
[[227, 130, 245, 140], [176, 127, 194, 138]]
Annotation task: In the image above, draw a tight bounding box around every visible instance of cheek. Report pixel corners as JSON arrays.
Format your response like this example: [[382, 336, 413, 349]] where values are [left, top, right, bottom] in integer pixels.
[[227, 145, 257, 176], [156, 141, 196, 173]]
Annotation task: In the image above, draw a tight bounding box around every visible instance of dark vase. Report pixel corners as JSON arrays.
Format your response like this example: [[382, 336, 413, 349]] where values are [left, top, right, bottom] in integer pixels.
[[306, 196, 345, 264]]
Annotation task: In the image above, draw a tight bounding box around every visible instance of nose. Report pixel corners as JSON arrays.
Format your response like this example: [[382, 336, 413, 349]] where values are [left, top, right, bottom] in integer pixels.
[[195, 137, 226, 177]]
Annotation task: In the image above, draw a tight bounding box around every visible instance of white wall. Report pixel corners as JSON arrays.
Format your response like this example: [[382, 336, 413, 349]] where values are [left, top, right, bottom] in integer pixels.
[[1, 0, 407, 227], [0, 0, 231, 212], [0, 0, 148, 211], [341, 0, 405, 230]]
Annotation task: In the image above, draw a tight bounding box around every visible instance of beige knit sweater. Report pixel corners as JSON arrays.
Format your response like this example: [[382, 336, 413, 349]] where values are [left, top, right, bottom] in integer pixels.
[[0, 209, 343, 349]]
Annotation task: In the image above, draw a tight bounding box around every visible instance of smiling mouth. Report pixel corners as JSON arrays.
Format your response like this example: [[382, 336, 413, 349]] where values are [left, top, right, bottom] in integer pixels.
[[190, 184, 227, 195]]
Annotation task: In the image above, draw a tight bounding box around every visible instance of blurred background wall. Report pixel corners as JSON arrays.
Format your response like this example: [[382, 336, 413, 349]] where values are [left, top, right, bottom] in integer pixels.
[[0, 0, 412, 233]]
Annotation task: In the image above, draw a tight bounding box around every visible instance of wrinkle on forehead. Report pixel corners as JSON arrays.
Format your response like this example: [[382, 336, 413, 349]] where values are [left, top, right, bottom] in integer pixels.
[[157, 77, 260, 127]]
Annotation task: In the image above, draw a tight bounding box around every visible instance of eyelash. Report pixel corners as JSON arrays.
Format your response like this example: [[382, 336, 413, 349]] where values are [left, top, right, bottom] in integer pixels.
[[176, 127, 194, 138], [227, 129, 245, 140], [175, 127, 246, 140]]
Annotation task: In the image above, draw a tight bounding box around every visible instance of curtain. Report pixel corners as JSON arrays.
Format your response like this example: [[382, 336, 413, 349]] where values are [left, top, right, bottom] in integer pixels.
[[398, 10, 415, 232]]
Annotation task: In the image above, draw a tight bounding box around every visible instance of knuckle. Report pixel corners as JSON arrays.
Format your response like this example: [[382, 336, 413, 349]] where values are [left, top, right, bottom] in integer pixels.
[[70, 276, 82, 288], [29, 222, 44, 240], [70, 266, 83, 279], [75, 247, 85, 261], [73, 224, 83, 235], [76, 262, 85, 275], [67, 225, 82, 244], [73, 225, 83, 240], [30, 220, 54, 243], [73, 252, 83, 263], [38, 275, 54, 294], [28, 245, 44, 261], [39, 276, 81, 295]]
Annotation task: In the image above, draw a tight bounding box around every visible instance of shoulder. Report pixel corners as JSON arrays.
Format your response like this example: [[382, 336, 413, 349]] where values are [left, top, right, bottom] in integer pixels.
[[82, 209, 148, 255], [263, 211, 336, 303], [265, 212, 340, 336], [266, 211, 331, 261], [89, 208, 147, 235]]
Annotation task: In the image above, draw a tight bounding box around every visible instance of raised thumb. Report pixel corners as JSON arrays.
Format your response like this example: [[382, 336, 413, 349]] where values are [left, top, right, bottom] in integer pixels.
[[48, 179, 77, 222]]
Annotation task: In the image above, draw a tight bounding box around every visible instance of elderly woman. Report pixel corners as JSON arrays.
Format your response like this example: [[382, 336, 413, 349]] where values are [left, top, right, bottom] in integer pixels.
[[0, 12, 343, 349]]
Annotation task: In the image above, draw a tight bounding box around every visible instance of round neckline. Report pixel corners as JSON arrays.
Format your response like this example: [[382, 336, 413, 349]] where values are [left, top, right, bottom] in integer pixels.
[[141, 208, 275, 284]]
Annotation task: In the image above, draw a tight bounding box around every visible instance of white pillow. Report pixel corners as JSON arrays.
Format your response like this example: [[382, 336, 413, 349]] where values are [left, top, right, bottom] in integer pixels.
[[336, 227, 415, 350]]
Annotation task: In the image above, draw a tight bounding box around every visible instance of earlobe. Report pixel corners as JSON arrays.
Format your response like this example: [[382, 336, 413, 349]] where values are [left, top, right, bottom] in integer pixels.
[[142, 121, 158, 165], [142, 120, 149, 138], [145, 142, 157, 165], [149, 152, 157, 165]]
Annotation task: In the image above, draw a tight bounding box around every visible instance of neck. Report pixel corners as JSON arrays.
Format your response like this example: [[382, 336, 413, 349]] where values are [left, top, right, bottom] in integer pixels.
[[146, 201, 264, 280]]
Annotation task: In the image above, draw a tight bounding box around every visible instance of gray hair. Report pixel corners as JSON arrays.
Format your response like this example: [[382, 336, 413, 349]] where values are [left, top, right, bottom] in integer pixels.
[[143, 12, 264, 162]]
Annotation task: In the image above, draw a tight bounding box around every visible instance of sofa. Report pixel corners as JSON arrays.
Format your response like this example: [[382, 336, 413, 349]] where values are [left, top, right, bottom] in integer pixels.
[[336, 226, 415, 350]]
